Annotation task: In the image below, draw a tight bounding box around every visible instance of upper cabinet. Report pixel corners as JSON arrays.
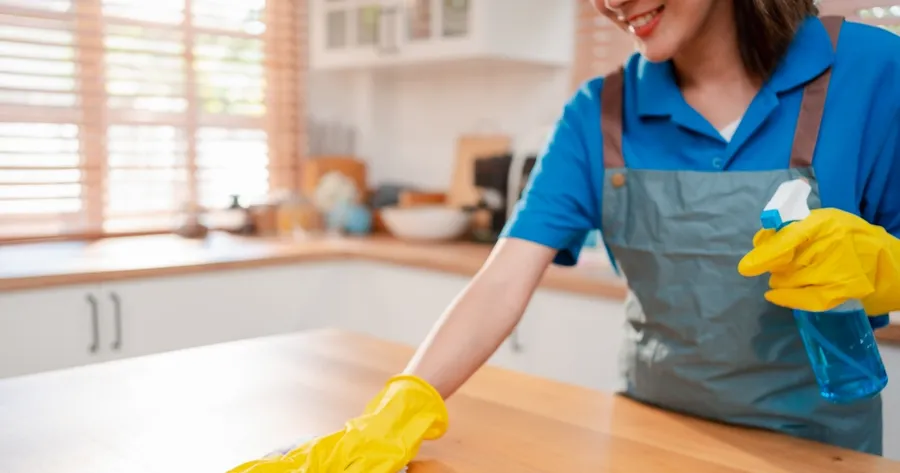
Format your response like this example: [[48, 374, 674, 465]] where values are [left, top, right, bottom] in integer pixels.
[[309, 0, 576, 70]]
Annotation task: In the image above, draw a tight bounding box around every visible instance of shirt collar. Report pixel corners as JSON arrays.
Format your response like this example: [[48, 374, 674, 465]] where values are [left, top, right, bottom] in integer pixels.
[[634, 58, 681, 118], [766, 15, 837, 92], [635, 15, 836, 118]]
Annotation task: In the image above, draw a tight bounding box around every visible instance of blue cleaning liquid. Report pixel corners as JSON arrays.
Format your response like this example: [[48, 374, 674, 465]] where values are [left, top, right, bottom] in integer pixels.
[[793, 300, 888, 403]]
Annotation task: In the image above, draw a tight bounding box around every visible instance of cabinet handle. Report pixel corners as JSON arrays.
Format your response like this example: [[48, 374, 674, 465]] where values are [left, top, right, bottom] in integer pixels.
[[110, 292, 122, 351], [86, 294, 99, 354], [509, 327, 523, 353]]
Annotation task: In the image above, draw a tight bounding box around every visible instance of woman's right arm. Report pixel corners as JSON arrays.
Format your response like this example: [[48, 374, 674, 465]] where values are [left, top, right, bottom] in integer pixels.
[[402, 236, 558, 399], [402, 83, 603, 400]]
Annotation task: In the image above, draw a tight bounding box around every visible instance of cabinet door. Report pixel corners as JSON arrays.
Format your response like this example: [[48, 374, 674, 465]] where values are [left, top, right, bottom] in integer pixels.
[[341, 262, 461, 347], [337, 262, 530, 373], [103, 264, 338, 360], [439, 0, 469, 38], [322, 0, 351, 51], [0, 285, 105, 379], [313, 0, 387, 67], [518, 289, 626, 392], [329, 261, 379, 336]]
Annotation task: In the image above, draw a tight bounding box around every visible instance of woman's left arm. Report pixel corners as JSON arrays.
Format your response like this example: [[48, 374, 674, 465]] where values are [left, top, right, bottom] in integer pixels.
[[738, 110, 900, 315]]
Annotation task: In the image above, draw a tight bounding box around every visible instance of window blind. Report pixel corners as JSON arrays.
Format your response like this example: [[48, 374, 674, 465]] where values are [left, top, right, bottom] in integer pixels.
[[0, 0, 304, 241]]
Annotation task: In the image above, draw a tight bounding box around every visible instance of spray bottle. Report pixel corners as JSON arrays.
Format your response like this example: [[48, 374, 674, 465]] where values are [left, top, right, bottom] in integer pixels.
[[760, 179, 888, 403]]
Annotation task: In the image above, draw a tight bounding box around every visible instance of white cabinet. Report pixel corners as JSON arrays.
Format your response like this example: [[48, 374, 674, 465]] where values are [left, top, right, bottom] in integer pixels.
[[331, 261, 625, 389], [0, 285, 106, 379], [342, 262, 465, 346], [105, 264, 336, 360], [876, 343, 900, 461], [332, 262, 532, 373], [517, 289, 626, 392], [0, 257, 626, 391], [0, 263, 340, 379], [310, 0, 576, 70]]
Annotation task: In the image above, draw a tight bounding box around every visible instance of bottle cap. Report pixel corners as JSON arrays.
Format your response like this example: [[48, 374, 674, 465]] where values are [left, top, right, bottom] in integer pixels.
[[761, 179, 811, 230]]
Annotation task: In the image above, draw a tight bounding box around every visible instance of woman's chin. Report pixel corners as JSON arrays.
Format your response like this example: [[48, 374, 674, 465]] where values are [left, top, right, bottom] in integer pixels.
[[636, 41, 677, 63]]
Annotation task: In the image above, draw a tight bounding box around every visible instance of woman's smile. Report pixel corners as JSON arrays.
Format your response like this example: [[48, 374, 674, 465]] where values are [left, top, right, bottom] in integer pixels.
[[624, 5, 665, 38]]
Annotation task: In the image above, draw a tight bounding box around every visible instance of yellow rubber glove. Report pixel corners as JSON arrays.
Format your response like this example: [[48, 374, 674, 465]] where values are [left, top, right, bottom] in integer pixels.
[[738, 208, 900, 315], [227, 374, 448, 473]]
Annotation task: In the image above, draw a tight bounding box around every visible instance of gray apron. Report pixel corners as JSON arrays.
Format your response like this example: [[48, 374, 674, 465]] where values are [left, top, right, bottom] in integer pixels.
[[598, 16, 883, 455]]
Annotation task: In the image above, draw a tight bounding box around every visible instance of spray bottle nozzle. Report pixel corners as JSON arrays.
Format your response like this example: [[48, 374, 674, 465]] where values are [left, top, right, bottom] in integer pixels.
[[761, 179, 812, 230]]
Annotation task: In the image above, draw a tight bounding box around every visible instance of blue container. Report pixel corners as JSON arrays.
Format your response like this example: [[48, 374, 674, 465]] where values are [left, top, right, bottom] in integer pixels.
[[793, 300, 888, 403], [343, 203, 373, 235], [761, 179, 888, 403], [328, 201, 373, 235]]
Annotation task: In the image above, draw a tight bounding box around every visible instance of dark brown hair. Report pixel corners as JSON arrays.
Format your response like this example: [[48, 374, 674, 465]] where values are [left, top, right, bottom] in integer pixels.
[[734, 0, 819, 80]]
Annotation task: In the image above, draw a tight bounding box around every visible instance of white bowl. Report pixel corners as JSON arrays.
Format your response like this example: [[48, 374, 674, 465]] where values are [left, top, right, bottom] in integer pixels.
[[381, 205, 472, 242]]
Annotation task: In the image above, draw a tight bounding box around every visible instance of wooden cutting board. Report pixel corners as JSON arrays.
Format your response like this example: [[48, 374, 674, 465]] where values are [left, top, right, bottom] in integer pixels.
[[446, 134, 512, 208]]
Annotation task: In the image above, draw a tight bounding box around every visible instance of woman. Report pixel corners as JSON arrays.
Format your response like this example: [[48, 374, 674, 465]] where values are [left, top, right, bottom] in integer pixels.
[[230, 0, 900, 471]]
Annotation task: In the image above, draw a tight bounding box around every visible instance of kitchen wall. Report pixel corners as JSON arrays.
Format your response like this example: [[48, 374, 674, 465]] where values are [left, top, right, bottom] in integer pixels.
[[303, 0, 641, 191], [308, 62, 572, 190]]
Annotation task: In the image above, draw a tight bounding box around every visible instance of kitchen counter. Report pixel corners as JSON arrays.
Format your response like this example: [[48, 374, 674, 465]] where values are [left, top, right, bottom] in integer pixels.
[[3, 233, 899, 344], [0, 232, 627, 300], [0, 328, 895, 473]]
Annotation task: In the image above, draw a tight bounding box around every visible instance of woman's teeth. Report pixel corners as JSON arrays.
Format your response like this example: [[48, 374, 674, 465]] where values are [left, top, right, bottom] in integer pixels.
[[629, 8, 662, 29]]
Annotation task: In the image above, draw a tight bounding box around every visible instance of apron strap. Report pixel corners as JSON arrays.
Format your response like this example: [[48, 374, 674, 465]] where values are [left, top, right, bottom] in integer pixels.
[[598, 68, 627, 275], [789, 15, 844, 168], [600, 66, 626, 169]]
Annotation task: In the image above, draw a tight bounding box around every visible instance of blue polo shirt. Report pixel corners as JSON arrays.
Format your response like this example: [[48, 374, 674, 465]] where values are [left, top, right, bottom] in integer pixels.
[[502, 16, 900, 325]]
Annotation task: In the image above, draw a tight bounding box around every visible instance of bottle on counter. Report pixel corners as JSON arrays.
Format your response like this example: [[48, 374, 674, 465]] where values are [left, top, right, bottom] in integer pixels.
[[222, 195, 252, 234]]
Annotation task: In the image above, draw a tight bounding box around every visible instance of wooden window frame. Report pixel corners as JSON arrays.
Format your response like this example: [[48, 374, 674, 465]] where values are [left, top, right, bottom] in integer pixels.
[[0, 0, 307, 244]]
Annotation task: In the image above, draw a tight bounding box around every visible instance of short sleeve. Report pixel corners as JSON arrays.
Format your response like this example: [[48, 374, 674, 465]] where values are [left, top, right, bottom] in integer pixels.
[[500, 85, 600, 266]]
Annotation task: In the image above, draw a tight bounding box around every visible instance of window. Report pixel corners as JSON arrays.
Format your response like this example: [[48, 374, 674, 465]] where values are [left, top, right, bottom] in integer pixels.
[[0, 0, 304, 241]]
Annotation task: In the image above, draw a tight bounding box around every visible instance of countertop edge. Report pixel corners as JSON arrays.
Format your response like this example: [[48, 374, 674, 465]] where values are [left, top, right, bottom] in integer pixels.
[[4, 235, 894, 345], [0, 239, 629, 300], [0, 252, 345, 292]]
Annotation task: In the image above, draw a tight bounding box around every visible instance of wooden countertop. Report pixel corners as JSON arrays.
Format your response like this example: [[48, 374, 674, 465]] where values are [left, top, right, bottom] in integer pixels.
[[0, 329, 895, 473], [0, 232, 627, 300]]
